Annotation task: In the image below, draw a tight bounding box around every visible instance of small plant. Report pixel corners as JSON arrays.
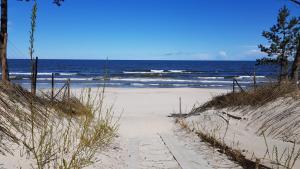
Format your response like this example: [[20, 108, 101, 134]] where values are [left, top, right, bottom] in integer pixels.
[[263, 132, 300, 169]]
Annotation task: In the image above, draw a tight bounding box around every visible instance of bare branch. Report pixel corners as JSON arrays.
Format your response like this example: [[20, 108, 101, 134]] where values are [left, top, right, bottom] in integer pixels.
[[290, 0, 300, 6]]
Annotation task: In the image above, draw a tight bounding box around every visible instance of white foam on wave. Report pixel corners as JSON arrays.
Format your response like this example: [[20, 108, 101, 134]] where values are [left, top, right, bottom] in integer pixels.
[[198, 77, 224, 80], [59, 73, 78, 76], [37, 77, 94, 81], [111, 77, 198, 83], [123, 70, 165, 74], [150, 70, 164, 73], [198, 80, 253, 84], [131, 83, 145, 86], [39, 73, 54, 75], [236, 75, 265, 79], [168, 70, 184, 73], [149, 83, 160, 86], [173, 84, 189, 87], [209, 84, 224, 87], [123, 69, 191, 74], [9, 72, 78, 76], [9, 72, 32, 75], [123, 71, 152, 74], [111, 77, 251, 84]]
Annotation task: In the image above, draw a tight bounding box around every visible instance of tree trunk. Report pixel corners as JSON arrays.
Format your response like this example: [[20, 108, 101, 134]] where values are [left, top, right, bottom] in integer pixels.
[[0, 0, 9, 82], [282, 59, 289, 82], [291, 37, 300, 84]]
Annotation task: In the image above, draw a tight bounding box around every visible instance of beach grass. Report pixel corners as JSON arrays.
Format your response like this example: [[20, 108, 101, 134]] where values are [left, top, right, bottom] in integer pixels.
[[193, 83, 299, 112], [0, 82, 118, 168]]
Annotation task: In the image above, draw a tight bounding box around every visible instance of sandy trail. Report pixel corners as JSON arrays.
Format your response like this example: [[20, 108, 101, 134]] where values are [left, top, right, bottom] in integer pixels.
[[84, 88, 241, 169]]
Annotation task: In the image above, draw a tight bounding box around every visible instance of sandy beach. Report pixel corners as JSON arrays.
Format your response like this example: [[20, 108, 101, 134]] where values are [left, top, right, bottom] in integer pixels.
[[74, 87, 245, 169], [101, 88, 228, 138]]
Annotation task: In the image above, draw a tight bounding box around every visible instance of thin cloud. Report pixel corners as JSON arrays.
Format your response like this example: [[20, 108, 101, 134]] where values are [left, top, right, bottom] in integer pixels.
[[244, 49, 263, 56], [241, 45, 258, 48], [218, 51, 227, 57], [163, 51, 211, 60]]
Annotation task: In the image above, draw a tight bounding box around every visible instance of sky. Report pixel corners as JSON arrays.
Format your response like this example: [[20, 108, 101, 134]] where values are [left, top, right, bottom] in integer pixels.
[[6, 0, 300, 60]]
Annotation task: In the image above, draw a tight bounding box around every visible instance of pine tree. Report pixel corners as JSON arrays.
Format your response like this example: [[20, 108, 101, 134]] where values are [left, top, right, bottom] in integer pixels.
[[291, 37, 300, 83], [289, 0, 300, 84], [257, 6, 299, 82]]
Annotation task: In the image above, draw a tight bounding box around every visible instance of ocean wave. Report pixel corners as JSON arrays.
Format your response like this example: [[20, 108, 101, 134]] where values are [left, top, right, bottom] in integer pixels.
[[37, 77, 94, 81], [111, 77, 199, 83], [17, 76, 262, 85], [9, 72, 79, 76], [111, 77, 257, 84], [151, 69, 164, 73], [59, 73, 78, 76], [123, 71, 152, 74], [209, 84, 225, 87], [9, 72, 32, 75], [173, 84, 189, 87], [11, 72, 54, 76], [131, 83, 145, 86], [198, 80, 253, 84], [123, 69, 191, 74], [167, 70, 184, 73], [198, 77, 224, 80], [235, 75, 266, 79], [149, 83, 160, 86]]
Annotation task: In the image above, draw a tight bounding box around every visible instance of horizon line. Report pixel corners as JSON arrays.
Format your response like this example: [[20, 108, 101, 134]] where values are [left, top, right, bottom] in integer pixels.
[[7, 58, 257, 62]]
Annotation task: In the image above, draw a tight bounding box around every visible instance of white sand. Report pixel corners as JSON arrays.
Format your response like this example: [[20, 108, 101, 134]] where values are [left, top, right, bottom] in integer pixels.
[[0, 87, 244, 169], [185, 97, 300, 169], [81, 88, 244, 169], [102, 88, 228, 138]]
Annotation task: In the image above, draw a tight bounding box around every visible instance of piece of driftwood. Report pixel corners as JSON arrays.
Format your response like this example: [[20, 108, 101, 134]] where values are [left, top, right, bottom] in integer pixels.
[[221, 111, 242, 120], [168, 113, 188, 118]]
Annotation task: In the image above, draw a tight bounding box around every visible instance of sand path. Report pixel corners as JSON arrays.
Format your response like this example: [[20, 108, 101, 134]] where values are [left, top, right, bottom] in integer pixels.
[[86, 88, 242, 169]]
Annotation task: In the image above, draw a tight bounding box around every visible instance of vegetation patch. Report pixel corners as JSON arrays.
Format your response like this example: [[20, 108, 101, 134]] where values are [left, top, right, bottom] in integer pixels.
[[193, 83, 298, 112], [0, 83, 118, 168]]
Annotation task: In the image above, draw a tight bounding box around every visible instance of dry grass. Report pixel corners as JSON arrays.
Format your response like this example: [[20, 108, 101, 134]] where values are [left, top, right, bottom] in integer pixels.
[[180, 82, 300, 168], [193, 83, 298, 112], [262, 132, 300, 169], [0, 82, 118, 168]]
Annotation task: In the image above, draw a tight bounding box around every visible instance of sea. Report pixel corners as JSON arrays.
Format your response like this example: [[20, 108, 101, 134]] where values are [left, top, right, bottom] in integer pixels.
[[6, 59, 278, 89]]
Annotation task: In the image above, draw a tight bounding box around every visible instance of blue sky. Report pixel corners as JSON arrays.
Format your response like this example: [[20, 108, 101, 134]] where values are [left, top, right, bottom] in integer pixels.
[[7, 0, 300, 60]]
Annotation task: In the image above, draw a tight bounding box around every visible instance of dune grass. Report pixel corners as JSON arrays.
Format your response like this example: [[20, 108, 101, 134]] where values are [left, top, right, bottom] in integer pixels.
[[182, 82, 300, 168], [192, 83, 299, 112], [0, 83, 118, 168]]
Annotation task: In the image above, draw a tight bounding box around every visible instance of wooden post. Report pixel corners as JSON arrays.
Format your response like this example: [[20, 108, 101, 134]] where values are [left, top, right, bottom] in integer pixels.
[[233, 79, 235, 92], [67, 78, 70, 100], [253, 65, 257, 89], [51, 73, 54, 101], [255, 158, 260, 169], [179, 97, 182, 115], [67, 78, 71, 112]]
